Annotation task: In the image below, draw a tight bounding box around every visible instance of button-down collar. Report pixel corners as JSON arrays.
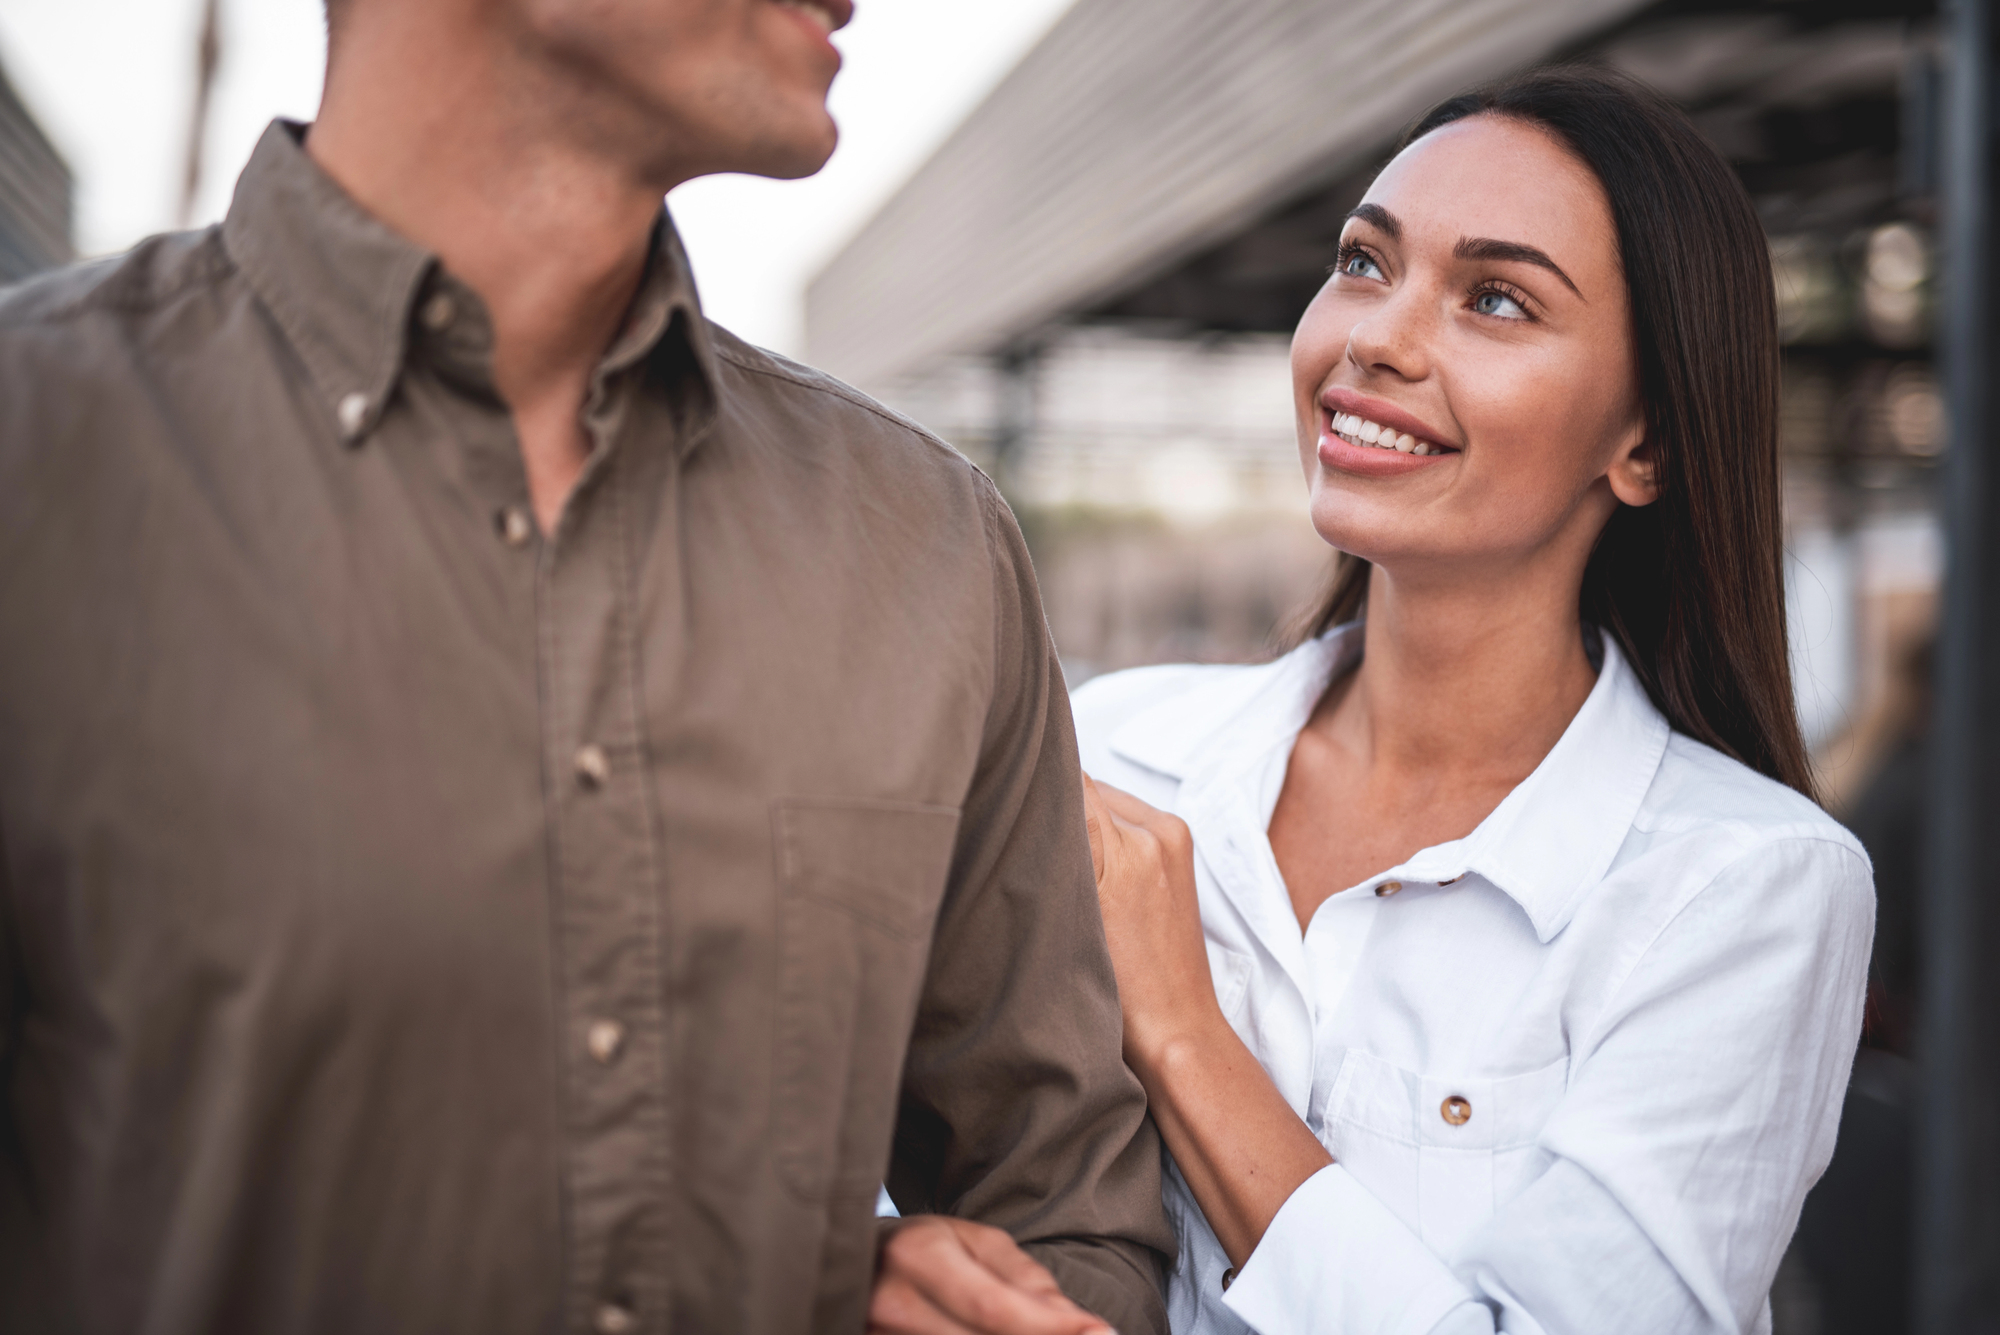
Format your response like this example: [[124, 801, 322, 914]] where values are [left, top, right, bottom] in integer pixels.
[[1107, 621, 1672, 944], [221, 120, 718, 450]]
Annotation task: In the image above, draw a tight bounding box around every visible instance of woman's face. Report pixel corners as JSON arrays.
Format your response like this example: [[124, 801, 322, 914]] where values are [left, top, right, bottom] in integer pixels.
[[1291, 114, 1655, 586]]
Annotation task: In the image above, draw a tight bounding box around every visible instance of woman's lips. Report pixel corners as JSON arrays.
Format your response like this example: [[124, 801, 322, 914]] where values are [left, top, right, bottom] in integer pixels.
[[1315, 390, 1457, 477]]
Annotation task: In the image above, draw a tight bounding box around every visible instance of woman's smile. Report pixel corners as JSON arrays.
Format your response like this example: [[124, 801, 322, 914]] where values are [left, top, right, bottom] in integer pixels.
[[1316, 386, 1458, 477]]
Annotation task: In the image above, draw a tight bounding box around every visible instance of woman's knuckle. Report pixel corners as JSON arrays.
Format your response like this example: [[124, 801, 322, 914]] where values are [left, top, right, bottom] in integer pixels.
[[882, 1226, 925, 1268]]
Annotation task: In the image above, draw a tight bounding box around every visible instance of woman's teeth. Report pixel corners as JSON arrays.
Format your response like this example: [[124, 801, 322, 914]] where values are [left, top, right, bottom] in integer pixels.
[[1331, 411, 1440, 457]]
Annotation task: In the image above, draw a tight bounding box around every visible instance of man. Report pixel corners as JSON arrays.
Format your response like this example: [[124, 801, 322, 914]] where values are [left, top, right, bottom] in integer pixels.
[[0, 2, 1171, 1332]]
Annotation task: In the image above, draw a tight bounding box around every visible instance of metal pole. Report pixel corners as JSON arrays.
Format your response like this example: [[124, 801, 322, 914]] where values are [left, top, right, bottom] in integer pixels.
[[1918, 0, 2000, 1328]]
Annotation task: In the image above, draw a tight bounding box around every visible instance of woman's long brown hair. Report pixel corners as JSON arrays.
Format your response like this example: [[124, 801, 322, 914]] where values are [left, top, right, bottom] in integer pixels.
[[1295, 65, 1816, 800]]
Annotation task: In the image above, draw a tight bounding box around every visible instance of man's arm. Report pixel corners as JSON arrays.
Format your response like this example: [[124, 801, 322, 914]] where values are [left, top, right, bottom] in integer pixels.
[[881, 474, 1172, 1335]]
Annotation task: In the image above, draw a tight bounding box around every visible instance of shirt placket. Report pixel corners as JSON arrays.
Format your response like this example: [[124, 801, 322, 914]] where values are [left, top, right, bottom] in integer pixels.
[[537, 382, 674, 1335]]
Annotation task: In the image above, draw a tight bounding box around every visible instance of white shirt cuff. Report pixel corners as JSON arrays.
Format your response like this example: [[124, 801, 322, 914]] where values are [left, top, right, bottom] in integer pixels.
[[1222, 1163, 1488, 1335]]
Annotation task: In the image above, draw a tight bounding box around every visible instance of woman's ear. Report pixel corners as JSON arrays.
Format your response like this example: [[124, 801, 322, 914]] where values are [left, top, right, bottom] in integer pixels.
[[1607, 427, 1660, 508]]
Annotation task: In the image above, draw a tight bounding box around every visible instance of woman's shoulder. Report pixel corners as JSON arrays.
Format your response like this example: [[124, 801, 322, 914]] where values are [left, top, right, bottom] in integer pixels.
[[1648, 732, 1854, 835], [1068, 660, 1275, 775], [1636, 730, 1872, 894]]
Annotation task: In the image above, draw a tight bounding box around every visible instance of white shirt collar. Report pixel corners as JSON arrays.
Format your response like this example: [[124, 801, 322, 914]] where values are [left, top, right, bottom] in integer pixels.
[[1106, 622, 1672, 943]]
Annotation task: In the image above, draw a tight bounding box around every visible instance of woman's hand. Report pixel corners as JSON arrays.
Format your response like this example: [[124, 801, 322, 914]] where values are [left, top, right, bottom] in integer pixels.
[[1083, 775, 1334, 1270], [869, 1215, 1112, 1335], [1082, 774, 1228, 1073]]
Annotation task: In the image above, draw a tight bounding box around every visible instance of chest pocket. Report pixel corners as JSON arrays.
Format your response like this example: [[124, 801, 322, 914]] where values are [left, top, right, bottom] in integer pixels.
[[1322, 1049, 1568, 1261], [771, 798, 961, 1202]]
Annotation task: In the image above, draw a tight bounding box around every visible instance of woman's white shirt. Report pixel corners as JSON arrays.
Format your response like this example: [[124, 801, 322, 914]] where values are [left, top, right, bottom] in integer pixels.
[[1070, 624, 1873, 1335]]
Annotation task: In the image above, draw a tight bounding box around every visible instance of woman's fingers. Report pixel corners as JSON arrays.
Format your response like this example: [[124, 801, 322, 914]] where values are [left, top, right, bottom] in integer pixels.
[[1083, 774, 1188, 844], [1080, 775, 1107, 884], [957, 1224, 1073, 1306], [870, 1217, 1111, 1335]]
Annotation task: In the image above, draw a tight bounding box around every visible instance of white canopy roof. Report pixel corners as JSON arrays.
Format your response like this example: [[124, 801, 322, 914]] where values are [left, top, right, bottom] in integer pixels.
[[805, 0, 1651, 388]]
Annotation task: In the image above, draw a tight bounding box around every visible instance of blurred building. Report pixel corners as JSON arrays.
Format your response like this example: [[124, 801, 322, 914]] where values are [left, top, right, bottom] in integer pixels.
[[807, 0, 1942, 801], [0, 49, 72, 284]]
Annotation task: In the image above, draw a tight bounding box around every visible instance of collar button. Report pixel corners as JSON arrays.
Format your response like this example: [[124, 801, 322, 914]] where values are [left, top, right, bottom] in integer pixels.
[[497, 505, 536, 547], [421, 292, 456, 331], [1374, 880, 1402, 897], [335, 391, 369, 440]]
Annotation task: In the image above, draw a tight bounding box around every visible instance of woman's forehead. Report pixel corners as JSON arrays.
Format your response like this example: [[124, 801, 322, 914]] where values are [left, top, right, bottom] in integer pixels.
[[1361, 116, 1617, 280]]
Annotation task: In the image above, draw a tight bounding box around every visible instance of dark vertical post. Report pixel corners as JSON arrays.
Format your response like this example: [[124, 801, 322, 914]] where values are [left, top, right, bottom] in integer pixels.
[[1919, 1, 2000, 1329]]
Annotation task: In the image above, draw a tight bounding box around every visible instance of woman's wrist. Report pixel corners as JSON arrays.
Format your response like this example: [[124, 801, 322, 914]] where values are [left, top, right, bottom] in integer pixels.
[[1125, 1001, 1236, 1090]]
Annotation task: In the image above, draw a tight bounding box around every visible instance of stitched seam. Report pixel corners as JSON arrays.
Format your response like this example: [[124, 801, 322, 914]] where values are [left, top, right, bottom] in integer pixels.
[[0, 232, 234, 329], [609, 452, 679, 1319], [712, 344, 968, 466], [531, 525, 581, 1331]]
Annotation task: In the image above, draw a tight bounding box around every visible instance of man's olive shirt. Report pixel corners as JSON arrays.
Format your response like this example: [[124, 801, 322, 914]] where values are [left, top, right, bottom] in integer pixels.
[[0, 123, 1171, 1335]]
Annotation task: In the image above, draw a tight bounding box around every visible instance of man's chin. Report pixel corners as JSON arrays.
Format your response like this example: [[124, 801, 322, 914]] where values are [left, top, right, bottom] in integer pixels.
[[747, 114, 839, 181]]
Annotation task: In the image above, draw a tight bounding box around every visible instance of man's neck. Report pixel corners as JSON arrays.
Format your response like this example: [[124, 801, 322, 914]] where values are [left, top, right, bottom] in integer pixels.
[[307, 9, 681, 530]]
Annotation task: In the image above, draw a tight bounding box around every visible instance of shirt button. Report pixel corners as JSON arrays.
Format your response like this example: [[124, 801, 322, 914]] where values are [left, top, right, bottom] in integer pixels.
[[592, 1303, 636, 1334], [1374, 880, 1402, 897], [1441, 1095, 1472, 1126], [420, 291, 456, 331], [336, 391, 369, 440], [586, 1018, 626, 1064], [497, 505, 535, 547], [574, 743, 611, 789]]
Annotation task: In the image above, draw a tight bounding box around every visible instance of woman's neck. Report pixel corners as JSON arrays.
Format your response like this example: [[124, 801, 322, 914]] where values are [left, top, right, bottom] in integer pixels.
[[1326, 562, 1599, 791], [1270, 559, 1600, 926]]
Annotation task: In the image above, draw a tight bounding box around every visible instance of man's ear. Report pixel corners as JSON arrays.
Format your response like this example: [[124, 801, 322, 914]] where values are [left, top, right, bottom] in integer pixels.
[[1607, 427, 1660, 508]]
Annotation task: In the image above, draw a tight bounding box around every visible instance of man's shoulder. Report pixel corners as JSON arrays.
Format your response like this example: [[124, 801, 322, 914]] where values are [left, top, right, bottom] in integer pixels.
[[0, 228, 229, 340], [704, 321, 976, 479]]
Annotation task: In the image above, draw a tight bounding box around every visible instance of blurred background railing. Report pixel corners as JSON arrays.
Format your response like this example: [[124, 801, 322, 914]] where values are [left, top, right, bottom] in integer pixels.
[[0, 1, 1992, 1329]]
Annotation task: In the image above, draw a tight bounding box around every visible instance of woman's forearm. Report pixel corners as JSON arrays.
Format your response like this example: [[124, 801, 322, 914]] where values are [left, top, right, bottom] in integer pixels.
[[1132, 1016, 1332, 1269]]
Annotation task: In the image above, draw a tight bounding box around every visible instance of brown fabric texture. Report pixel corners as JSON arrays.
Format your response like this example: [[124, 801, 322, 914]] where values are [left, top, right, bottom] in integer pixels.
[[0, 122, 1170, 1335]]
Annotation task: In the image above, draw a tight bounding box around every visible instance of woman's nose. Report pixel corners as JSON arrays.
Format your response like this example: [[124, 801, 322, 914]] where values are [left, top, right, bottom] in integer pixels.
[[1347, 290, 1430, 381]]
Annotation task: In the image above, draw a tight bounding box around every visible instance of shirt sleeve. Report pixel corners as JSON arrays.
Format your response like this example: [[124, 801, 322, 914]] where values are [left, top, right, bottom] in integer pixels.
[[884, 474, 1174, 1335], [1223, 834, 1875, 1335]]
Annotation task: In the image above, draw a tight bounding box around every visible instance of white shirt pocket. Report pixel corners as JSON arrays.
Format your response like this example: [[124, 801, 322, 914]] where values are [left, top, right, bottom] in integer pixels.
[[1322, 1049, 1568, 1263]]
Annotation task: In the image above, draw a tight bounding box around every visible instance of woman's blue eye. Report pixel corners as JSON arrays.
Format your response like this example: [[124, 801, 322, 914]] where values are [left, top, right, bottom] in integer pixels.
[[1342, 251, 1384, 280], [1473, 289, 1527, 319]]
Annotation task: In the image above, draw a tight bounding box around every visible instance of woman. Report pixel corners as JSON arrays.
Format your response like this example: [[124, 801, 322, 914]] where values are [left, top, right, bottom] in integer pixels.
[[1077, 68, 1874, 1335]]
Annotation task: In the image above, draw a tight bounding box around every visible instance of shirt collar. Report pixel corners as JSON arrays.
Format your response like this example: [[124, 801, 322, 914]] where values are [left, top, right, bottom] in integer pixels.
[[221, 119, 717, 448], [1109, 622, 1671, 943]]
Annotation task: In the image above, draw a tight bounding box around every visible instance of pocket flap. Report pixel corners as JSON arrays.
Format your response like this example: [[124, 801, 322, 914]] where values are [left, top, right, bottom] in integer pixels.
[[1329, 1049, 1569, 1152]]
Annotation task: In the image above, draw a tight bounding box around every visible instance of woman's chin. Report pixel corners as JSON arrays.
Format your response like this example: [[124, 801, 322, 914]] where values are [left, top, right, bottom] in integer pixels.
[[1305, 484, 1409, 563]]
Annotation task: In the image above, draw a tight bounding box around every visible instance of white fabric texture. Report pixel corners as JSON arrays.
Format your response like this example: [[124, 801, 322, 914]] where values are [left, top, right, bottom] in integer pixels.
[[1069, 624, 1874, 1335]]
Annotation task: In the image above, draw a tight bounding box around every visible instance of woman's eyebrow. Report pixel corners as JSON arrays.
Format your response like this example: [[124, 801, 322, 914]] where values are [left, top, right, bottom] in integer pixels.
[[1344, 203, 1400, 240], [1454, 236, 1584, 298]]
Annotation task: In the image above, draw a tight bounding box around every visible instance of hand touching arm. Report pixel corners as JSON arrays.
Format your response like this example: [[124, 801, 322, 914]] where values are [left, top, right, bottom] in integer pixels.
[[873, 480, 1172, 1335], [1087, 774, 1875, 1335], [1082, 777, 1330, 1269]]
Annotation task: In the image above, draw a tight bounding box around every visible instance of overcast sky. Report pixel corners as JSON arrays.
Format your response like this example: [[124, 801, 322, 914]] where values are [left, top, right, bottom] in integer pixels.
[[0, 0, 1074, 355]]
